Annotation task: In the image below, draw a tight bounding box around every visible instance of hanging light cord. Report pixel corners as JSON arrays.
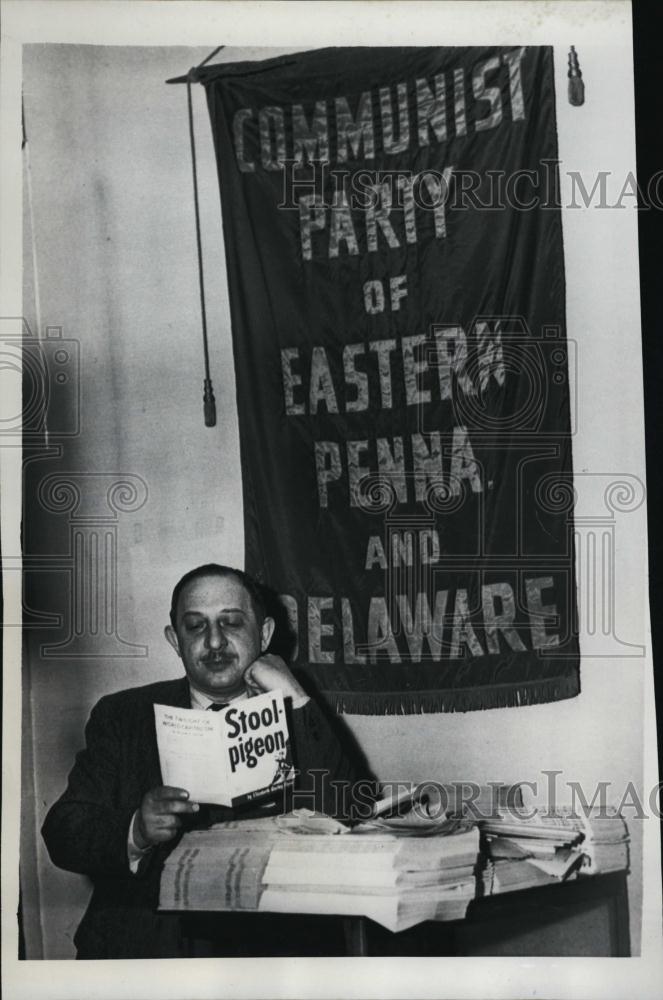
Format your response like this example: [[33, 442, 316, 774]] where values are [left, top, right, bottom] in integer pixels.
[[23, 95, 50, 447], [186, 44, 224, 427]]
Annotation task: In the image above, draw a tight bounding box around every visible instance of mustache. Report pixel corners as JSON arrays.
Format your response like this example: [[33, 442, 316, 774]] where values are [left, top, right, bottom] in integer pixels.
[[201, 652, 236, 664]]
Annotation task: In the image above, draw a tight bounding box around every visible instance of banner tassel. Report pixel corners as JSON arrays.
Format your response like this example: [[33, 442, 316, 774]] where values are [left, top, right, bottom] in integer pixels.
[[327, 673, 580, 716]]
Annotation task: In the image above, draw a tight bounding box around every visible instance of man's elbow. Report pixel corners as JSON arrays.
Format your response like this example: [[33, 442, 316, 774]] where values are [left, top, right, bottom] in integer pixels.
[[41, 809, 69, 871], [41, 803, 91, 875]]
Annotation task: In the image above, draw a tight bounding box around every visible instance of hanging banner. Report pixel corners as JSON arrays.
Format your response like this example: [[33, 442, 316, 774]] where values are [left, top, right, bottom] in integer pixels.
[[201, 46, 579, 713]]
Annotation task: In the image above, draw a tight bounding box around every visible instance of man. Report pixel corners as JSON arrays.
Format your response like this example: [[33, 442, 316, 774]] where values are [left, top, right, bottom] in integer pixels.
[[42, 564, 370, 958]]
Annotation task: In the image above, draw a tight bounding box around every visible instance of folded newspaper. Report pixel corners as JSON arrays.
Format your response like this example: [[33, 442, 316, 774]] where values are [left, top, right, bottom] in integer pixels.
[[365, 781, 524, 835], [480, 804, 629, 884]]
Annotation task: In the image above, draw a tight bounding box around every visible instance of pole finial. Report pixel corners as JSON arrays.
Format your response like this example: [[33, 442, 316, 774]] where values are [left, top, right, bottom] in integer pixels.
[[568, 45, 585, 107]]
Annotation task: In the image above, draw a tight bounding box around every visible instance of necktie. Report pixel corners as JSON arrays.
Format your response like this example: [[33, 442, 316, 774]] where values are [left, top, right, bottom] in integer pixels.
[[207, 702, 227, 712]]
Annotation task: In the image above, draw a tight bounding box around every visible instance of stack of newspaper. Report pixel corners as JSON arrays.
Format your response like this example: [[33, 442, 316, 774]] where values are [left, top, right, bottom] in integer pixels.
[[159, 814, 481, 932], [260, 822, 480, 931], [478, 805, 629, 895], [570, 808, 630, 875]]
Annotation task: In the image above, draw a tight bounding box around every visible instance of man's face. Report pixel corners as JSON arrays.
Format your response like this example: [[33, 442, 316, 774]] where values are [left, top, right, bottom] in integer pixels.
[[165, 573, 274, 701]]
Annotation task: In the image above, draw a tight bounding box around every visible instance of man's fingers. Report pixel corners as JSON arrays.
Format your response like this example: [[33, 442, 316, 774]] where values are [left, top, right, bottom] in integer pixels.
[[137, 785, 203, 847], [142, 803, 199, 827], [152, 813, 183, 830], [153, 786, 191, 801], [142, 812, 188, 842], [139, 786, 199, 847], [247, 656, 306, 700], [243, 667, 263, 695], [153, 799, 199, 815], [145, 788, 199, 811], [244, 661, 279, 692], [149, 826, 180, 843]]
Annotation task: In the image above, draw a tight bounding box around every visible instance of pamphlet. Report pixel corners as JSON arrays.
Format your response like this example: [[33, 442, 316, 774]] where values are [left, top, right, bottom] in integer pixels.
[[154, 690, 293, 807]]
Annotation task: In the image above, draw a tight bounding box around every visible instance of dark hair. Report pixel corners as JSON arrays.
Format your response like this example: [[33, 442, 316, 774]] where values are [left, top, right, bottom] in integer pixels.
[[169, 564, 268, 629]]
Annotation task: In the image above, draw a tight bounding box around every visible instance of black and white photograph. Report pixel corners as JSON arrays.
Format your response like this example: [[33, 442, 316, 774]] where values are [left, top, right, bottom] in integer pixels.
[[2, 2, 662, 998]]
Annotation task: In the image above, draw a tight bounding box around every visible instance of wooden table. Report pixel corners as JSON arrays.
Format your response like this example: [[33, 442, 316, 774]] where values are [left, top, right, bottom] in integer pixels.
[[344, 872, 630, 956], [180, 870, 630, 957]]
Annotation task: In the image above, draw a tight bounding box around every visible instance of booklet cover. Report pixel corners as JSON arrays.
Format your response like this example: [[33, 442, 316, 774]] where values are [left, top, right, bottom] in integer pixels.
[[154, 690, 293, 807]]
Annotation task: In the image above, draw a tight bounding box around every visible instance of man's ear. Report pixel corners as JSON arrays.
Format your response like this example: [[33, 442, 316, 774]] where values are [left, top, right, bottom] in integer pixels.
[[260, 616, 275, 652], [165, 625, 181, 657]]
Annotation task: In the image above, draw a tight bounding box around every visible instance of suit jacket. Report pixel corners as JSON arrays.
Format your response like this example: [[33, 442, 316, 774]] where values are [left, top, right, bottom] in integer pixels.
[[42, 677, 369, 959]]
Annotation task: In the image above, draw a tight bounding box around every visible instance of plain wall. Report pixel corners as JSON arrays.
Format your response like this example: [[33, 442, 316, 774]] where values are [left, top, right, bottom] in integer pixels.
[[20, 42, 647, 959]]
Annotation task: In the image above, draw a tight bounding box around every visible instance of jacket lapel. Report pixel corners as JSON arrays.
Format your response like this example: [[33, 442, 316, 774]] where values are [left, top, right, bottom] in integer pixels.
[[164, 676, 192, 709]]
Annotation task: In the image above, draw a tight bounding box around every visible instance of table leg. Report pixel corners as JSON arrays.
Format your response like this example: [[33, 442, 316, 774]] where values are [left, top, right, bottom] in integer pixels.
[[344, 916, 369, 956]]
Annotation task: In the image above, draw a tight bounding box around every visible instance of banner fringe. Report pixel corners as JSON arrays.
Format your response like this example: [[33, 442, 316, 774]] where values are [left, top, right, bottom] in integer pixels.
[[327, 675, 580, 716]]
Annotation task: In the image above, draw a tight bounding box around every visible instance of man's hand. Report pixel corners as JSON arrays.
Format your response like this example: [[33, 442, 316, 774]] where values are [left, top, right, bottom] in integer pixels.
[[243, 653, 308, 704], [134, 786, 199, 849]]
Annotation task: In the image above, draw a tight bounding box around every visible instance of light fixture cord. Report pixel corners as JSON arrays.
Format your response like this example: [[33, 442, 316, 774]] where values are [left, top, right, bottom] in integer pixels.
[[186, 70, 216, 426]]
